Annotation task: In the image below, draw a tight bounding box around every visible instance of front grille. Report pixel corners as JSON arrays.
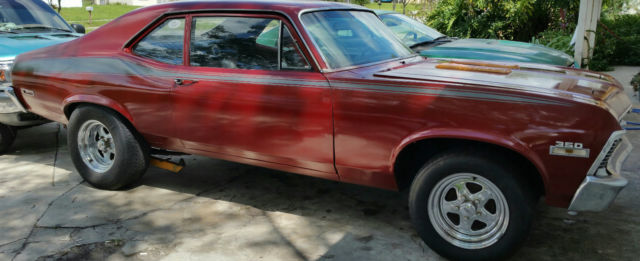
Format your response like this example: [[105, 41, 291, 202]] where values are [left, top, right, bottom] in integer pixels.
[[598, 139, 622, 169]]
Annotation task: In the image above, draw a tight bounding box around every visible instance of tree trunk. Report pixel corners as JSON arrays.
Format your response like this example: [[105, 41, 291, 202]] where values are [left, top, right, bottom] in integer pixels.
[[393, 0, 397, 11], [404, 0, 408, 15], [57, 0, 61, 13]]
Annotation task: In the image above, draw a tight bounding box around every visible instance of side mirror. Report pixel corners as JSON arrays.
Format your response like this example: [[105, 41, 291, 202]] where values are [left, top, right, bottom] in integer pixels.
[[71, 24, 85, 34]]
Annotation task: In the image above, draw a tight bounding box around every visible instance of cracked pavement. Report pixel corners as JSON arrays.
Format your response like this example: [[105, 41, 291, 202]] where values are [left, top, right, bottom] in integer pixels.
[[1, 68, 639, 260]]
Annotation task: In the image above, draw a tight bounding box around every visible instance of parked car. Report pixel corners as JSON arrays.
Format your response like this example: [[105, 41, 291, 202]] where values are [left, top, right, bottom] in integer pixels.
[[0, 0, 85, 154], [8, 1, 633, 260], [376, 10, 575, 66]]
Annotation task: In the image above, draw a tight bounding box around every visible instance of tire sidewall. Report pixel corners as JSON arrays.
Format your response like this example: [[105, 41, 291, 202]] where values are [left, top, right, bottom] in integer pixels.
[[68, 106, 148, 189], [409, 153, 534, 261]]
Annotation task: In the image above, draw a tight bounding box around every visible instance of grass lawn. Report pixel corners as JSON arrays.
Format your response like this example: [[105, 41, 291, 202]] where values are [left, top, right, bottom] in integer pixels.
[[59, 5, 140, 32]]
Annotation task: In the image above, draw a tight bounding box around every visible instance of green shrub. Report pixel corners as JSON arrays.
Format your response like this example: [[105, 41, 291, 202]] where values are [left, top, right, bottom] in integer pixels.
[[421, 0, 577, 42], [531, 29, 573, 55], [590, 14, 640, 70], [533, 14, 640, 71]]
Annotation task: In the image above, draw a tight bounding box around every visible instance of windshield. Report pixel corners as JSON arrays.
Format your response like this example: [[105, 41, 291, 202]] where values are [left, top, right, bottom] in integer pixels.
[[0, 0, 71, 33], [379, 13, 444, 47], [301, 11, 413, 69]]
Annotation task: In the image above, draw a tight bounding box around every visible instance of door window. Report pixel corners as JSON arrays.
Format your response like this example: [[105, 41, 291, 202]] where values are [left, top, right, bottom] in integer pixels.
[[281, 26, 311, 71], [189, 16, 310, 71], [133, 18, 185, 65]]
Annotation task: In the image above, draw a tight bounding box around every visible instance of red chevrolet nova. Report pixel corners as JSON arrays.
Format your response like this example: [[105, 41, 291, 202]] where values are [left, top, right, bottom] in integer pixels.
[[5, 1, 634, 260]]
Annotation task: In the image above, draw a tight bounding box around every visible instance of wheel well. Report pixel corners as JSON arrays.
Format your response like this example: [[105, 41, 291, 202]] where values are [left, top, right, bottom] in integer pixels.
[[393, 138, 545, 196], [64, 102, 148, 147]]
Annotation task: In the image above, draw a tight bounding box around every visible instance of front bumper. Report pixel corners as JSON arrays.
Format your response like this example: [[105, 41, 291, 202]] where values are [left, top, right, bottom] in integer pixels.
[[0, 85, 47, 127], [568, 134, 632, 211]]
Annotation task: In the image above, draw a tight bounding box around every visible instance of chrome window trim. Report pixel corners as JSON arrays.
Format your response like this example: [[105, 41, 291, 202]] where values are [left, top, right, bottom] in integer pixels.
[[123, 9, 323, 73], [586, 130, 626, 176], [277, 21, 282, 70], [298, 8, 417, 73]]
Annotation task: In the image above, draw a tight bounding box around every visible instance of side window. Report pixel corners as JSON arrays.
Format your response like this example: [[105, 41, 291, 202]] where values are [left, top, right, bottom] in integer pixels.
[[190, 17, 279, 70], [133, 18, 185, 65], [281, 26, 311, 71]]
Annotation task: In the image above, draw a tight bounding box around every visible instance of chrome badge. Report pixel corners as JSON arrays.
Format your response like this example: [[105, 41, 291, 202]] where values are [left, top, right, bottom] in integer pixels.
[[550, 141, 590, 158]]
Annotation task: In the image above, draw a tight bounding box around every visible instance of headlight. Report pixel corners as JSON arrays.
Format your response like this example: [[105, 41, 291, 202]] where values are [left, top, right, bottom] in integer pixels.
[[0, 59, 14, 84]]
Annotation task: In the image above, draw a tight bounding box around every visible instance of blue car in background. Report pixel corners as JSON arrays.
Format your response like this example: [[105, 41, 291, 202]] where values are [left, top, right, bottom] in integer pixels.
[[0, 0, 85, 154], [376, 10, 575, 67]]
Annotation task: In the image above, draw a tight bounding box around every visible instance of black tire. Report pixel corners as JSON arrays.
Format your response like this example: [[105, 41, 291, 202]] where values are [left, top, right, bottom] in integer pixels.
[[409, 151, 536, 261], [68, 106, 149, 190], [0, 123, 16, 155]]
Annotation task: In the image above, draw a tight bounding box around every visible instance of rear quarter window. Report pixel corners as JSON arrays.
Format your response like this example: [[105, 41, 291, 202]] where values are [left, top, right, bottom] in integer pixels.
[[133, 18, 185, 65]]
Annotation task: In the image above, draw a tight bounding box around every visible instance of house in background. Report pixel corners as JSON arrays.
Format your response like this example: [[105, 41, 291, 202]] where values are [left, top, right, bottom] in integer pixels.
[[93, 0, 176, 6], [43, 0, 82, 8]]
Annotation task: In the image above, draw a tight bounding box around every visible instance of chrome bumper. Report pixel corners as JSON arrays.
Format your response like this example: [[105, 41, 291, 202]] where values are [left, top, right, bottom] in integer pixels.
[[0, 85, 27, 114], [0, 85, 46, 127], [568, 135, 632, 211]]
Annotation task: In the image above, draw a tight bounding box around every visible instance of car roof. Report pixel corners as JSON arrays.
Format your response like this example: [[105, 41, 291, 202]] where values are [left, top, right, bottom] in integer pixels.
[[148, 0, 369, 15]]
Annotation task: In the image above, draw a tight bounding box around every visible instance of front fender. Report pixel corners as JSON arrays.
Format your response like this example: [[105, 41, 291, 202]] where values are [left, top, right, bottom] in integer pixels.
[[390, 128, 550, 190]]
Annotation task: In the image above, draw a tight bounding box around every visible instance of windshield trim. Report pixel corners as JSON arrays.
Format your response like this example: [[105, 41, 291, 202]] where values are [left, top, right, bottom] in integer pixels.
[[299, 8, 415, 72]]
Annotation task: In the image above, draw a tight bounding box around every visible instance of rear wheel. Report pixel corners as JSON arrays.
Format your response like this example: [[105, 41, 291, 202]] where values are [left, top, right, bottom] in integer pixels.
[[68, 106, 149, 190], [409, 152, 536, 261], [0, 123, 16, 155]]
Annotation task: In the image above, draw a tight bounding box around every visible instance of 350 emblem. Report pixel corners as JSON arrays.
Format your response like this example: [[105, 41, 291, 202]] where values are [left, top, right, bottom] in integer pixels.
[[550, 141, 590, 158], [555, 141, 584, 149]]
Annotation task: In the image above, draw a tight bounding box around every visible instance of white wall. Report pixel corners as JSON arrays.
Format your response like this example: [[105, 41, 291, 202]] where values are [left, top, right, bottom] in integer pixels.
[[92, 0, 177, 6], [43, 0, 83, 8]]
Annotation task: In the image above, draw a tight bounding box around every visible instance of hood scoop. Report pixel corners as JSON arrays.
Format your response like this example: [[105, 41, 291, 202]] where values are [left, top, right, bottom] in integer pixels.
[[435, 60, 518, 75]]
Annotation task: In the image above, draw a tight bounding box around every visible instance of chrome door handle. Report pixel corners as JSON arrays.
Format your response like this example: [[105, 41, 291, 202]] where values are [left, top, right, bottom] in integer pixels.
[[174, 78, 198, 86]]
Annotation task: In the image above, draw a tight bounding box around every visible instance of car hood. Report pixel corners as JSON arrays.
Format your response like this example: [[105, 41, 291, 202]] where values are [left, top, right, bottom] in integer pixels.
[[0, 33, 81, 60], [419, 38, 574, 67], [374, 59, 631, 119]]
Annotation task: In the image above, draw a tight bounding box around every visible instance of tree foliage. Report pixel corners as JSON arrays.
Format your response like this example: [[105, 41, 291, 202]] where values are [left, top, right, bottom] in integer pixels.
[[422, 0, 580, 42]]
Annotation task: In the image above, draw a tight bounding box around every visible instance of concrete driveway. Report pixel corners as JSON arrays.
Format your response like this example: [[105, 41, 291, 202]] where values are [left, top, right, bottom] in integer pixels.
[[1, 71, 639, 260]]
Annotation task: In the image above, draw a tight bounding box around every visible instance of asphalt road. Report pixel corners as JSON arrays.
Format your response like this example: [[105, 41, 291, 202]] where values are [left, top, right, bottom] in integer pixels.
[[1, 69, 639, 260]]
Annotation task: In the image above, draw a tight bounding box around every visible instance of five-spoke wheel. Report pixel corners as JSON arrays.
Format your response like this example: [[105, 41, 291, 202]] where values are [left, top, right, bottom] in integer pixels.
[[409, 151, 536, 261], [429, 173, 509, 249]]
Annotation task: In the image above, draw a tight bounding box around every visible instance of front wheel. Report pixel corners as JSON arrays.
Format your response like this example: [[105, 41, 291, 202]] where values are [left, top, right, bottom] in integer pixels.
[[68, 106, 149, 190], [0, 123, 16, 155], [409, 152, 536, 261]]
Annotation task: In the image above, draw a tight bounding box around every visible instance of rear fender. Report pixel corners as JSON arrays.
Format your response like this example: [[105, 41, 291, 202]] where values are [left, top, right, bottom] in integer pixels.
[[62, 95, 134, 124]]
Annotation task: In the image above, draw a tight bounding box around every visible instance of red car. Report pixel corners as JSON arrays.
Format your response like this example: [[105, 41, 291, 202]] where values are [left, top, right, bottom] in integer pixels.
[[6, 1, 634, 260]]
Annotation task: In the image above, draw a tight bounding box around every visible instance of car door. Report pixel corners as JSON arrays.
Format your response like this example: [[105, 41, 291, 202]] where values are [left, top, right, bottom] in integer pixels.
[[171, 14, 336, 178]]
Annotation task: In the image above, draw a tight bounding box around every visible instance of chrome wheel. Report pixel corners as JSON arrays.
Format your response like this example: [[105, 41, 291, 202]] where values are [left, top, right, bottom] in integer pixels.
[[77, 120, 116, 173], [428, 173, 509, 249]]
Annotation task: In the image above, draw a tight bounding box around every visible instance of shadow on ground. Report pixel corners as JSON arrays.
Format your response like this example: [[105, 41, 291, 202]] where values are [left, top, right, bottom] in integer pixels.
[[2, 116, 639, 260]]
